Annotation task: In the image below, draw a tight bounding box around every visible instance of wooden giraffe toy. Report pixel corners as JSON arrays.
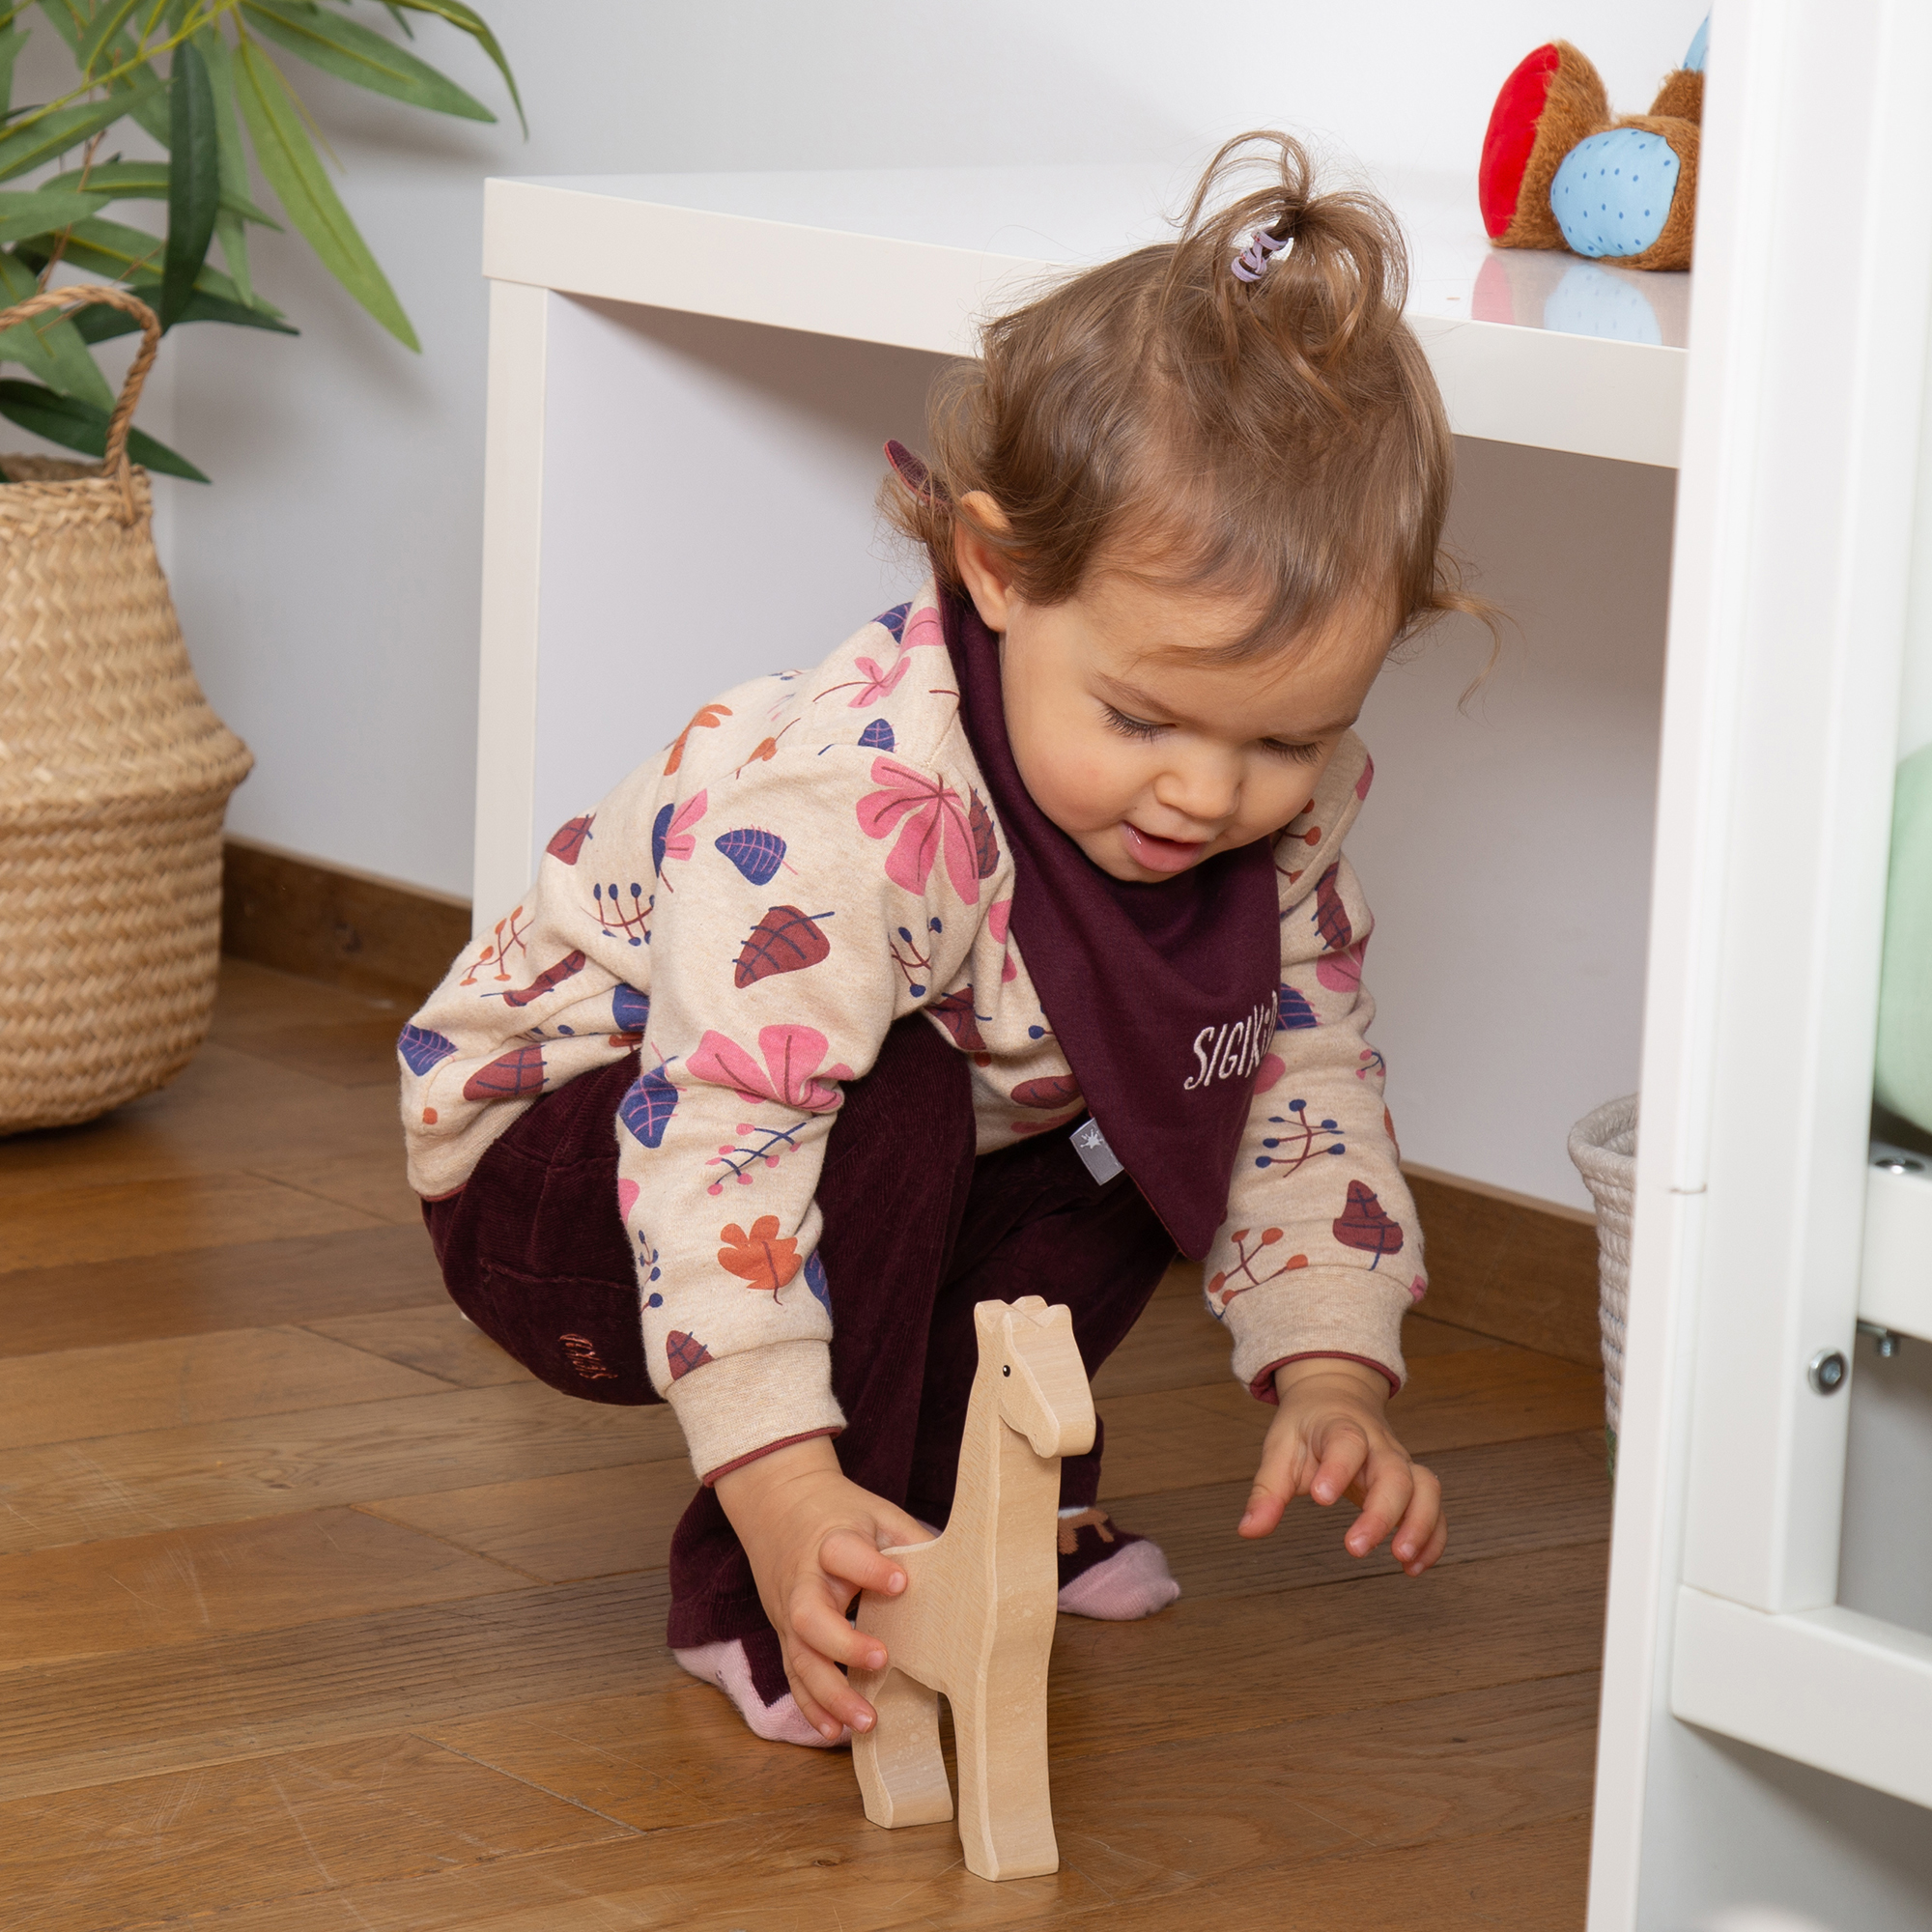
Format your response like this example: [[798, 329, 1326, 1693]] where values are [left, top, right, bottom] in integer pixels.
[[849, 1295, 1094, 1881]]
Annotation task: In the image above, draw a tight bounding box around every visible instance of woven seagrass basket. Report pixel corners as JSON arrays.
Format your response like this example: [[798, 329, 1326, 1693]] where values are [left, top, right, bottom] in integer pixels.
[[0, 285, 251, 1135]]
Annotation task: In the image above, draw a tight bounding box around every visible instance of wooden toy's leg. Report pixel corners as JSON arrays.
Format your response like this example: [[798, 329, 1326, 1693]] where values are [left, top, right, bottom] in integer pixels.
[[952, 1690, 1058, 1880], [850, 1667, 952, 1829]]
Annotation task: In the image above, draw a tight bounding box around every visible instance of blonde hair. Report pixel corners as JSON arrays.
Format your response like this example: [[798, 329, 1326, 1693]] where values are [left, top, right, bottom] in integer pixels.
[[884, 130, 1487, 659]]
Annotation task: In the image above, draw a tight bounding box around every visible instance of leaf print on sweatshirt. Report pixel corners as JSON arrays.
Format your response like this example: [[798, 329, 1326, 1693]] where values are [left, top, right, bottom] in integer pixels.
[[968, 787, 1000, 880], [1313, 863, 1351, 952], [856, 757, 980, 903], [1205, 1227, 1309, 1318], [463, 1043, 547, 1102], [611, 982, 651, 1035], [717, 1214, 802, 1293], [1277, 983, 1319, 1031], [545, 813, 594, 865], [714, 827, 787, 886], [1333, 1180, 1404, 1269], [618, 1063, 680, 1149], [665, 703, 730, 776], [397, 1024, 457, 1075], [734, 907, 834, 987], [1012, 1074, 1082, 1111], [872, 601, 911, 644], [928, 984, 989, 1052], [666, 1329, 713, 1379], [652, 791, 709, 882], [497, 950, 587, 1009], [687, 1025, 852, 1113], [858, 718, 895, 752], [816, 654, 910, 708], [1318, 940, 1365, 995], [707, 1119, 808, 1193], [900, 606, 946, 653]]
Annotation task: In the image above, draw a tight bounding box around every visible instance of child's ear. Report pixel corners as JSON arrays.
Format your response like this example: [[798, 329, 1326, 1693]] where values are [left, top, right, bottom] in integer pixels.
[[952, 493, 1019, 636]]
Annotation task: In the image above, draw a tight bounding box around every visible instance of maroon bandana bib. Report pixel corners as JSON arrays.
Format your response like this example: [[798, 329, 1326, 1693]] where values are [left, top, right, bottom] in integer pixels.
[[943, 590, 1282, 1258]]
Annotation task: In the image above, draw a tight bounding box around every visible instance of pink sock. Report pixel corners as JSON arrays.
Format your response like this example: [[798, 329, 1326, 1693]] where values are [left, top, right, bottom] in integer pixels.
[[1055, 1509, 1181, 1620], [671, 1637, 850, 1748]]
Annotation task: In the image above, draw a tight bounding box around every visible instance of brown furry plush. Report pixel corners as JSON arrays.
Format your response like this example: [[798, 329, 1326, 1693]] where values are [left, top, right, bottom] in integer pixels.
[[1602, 114, 1699, 271], [1648, 68, 1704, 125], [1494, 41, 1609, 251]]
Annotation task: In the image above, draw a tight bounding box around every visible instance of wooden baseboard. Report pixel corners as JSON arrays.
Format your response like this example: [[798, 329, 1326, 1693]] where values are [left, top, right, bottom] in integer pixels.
[[1405, 1171, 1603, 1366], [220, 837, 470, 1004]]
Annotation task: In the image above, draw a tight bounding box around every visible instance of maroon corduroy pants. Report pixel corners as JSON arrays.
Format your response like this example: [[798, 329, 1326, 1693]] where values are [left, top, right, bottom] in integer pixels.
[[424, 1013, 1175, 1654]]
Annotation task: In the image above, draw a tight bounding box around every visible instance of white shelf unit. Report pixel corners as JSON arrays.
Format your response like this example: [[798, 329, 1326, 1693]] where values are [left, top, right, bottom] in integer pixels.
[[474, 162, 1688, 923]]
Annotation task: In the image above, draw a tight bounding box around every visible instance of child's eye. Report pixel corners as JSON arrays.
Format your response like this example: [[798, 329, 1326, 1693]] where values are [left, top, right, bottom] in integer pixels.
[[1260, 738, 1324, 765], [1102, 704, 1166, 742]]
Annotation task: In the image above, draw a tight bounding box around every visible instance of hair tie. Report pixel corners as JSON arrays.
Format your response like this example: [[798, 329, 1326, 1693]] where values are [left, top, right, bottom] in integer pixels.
[[1232, 223, 1293, 283]]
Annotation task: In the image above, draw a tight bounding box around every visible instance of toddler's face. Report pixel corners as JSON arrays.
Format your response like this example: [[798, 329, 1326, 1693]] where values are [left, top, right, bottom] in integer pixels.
[[956, 508, 1392, 883]]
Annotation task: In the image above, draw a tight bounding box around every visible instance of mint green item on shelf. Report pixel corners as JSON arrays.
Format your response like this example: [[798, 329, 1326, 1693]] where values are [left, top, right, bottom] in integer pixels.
[[1876, 744, 1932, 1133]]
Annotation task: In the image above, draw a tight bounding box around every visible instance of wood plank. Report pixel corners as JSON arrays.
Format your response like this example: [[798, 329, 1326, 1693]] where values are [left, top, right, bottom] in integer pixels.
[[0, 1223, 446, 1360], [0, 1171, 384, 1274], [1091, 1295, 1501, 1402], [0, 1380, 684, 1555], [0, 1572, 677, 1802], [207, 956, 414, 1036], [1408, 1171, 1604, 1367], [0, 1508, 529, 1669], [243, 1151, 423, 1226], [1, 1733, 631, 1932], [0, 1327, 453, 1452], [306, 1304, 529, 1389], [1096, 1346, 1606, 1499], [220, 1015, 418, 1091], [1110, 1428, 1610, 1602], [361, 1459, 695, 1581]]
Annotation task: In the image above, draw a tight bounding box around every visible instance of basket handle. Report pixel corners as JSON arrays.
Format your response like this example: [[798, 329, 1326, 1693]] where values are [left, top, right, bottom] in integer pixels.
[[0, 282, 159, 501]]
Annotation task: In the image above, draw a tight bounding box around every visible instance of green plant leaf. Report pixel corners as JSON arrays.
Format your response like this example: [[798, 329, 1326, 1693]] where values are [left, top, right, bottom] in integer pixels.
[[0, 185, 103, 243], [0, 81, 156, 183], [0, 252, 117, 410], [45, 159, 283, 227], [0, 376, 210, 479], [379, 0, 522, 133], [0, 25, 30, 119], [160, 36, 217, 328], [195, 21, 261, 305], [124, 277, 298, 332], [77, 0, 143, 78], [242, 0, 492, 120], [14, 213, 284, 320], [35, 0, 170, 144], [233, 36, 418, 348]]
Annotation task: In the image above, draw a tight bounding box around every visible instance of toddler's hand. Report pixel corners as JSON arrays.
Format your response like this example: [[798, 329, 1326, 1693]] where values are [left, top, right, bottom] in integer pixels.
[[1238, 1357, 1446, 1577], [713, 1436, 929, 1741]]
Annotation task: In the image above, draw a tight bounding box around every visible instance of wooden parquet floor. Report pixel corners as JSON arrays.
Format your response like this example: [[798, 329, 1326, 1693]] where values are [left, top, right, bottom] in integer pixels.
[[0, 960, 1609, 1930]]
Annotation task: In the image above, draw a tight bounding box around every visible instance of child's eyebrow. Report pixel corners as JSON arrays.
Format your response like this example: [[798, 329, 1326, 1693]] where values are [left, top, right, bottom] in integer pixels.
[[1097, 672, 1353, 740]]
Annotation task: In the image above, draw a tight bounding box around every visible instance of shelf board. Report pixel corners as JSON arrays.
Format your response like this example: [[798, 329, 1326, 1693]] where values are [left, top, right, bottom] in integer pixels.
[[483, 165, 1686, 469]]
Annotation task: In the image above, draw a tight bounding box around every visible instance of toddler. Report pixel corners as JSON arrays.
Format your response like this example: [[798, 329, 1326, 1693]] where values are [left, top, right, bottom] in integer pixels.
[[402, 132, 1464, 1748]]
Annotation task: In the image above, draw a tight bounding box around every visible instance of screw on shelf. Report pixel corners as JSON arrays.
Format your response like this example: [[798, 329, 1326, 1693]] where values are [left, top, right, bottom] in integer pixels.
[[1806, 1348, 1848, 1395], [1873, 1152, 1926, 1175], [1856, 1319, 1904, 1359]]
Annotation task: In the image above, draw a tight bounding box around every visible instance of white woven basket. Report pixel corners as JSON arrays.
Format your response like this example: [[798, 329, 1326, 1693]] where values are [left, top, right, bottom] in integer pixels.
[[1567, 1094, 1638, 1436]]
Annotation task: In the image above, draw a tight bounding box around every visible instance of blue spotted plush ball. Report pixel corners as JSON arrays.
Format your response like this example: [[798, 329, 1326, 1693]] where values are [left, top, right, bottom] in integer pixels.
[[1550, 128, 1680, 261]]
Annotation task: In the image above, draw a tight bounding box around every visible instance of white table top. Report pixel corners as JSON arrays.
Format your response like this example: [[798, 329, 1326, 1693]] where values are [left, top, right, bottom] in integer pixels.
[[483, 165, 1688, 467]]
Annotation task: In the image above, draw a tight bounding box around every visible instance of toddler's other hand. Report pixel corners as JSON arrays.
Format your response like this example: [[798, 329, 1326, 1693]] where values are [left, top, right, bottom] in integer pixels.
[[713, 1436, 929, 1741], [1238, 1358, 1446, 1577]]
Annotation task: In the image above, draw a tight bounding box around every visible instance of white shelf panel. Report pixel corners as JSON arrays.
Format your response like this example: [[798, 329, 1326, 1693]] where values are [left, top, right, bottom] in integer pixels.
[[1861, 1149, 1932, 1345], [482, 165, 1686, 469]]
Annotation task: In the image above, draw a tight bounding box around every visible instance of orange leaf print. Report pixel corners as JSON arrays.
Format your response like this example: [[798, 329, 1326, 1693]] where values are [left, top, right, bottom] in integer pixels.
[[718, 1215, 802, 1293], [665, 703, 731, 776]]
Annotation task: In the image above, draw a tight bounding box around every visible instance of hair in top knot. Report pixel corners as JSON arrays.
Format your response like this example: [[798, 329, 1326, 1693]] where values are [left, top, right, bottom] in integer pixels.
[[884, 130, 1489, 661]]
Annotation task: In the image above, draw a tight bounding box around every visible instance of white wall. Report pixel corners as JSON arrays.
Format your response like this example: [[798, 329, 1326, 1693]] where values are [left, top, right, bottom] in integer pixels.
[[88, 0, 1703, 1206]]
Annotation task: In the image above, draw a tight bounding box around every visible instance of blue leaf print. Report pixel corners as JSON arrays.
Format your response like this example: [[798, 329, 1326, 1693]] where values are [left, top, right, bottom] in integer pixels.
[[872, 601, 911, 644], [804, 1249, 832, 1315], [651, 802, 674, 879], [714, 827, 786, 886], [612, 982, 651, 1032], [619, 1065, 679, 1148], [397, 1024, 457, 1074], [1277, 983, 1319, 1031], [858, 718, 895, 752]]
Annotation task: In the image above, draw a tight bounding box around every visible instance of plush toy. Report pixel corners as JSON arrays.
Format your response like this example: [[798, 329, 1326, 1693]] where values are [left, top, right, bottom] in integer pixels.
[[1479, 16, 1708, 273]]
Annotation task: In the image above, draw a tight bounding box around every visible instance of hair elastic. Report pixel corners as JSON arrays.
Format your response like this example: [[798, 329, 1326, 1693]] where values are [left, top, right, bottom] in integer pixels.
[[1232, 223, 1293, 283]]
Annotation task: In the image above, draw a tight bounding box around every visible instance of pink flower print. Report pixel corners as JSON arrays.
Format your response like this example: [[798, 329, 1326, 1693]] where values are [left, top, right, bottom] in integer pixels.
[[1317, 940, 1365, 993], [856, 757, 980, 903], [817, 654, 912, 709], [1356, 753, 1375, 801], [987, 895, 1019, 981], [1409, 1273, 1428, 1303], [617, 1178, 639, 1220], [901, 606, 946, 653], [652, 790, 709, 883], [687, 1024, 853, 1114], [1253, 1052, 1284, 1094]]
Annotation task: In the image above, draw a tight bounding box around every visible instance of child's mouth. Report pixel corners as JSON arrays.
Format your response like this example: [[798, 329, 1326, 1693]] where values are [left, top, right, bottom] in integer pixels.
[[1122, 823, 1208, 874]]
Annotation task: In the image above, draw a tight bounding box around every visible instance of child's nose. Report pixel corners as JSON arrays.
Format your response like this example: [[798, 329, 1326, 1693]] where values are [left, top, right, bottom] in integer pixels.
[[1152, 759, 1238, 828]]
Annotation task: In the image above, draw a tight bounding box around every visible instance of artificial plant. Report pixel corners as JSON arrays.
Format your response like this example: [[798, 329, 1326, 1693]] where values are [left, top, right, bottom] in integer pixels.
[[0, 0, 520, 479]]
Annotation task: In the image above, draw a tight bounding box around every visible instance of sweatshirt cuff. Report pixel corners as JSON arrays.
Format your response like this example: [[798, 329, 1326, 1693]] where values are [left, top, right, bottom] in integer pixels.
[[1224, 1264, 1412, 1402], [663, 1338, 847, 1483]]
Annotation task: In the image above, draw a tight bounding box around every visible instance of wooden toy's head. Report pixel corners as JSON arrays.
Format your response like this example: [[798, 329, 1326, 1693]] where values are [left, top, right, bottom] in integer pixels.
[[974, 1296, 1097, 1461]]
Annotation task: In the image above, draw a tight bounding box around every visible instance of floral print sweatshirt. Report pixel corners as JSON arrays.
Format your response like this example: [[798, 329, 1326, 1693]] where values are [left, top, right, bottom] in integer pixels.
[[400, 582, 1427, 1481]]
